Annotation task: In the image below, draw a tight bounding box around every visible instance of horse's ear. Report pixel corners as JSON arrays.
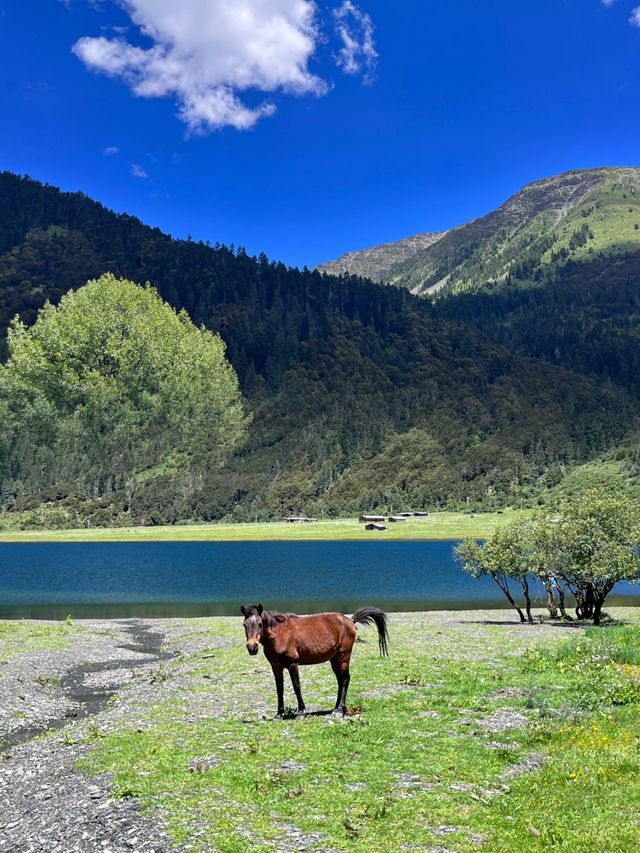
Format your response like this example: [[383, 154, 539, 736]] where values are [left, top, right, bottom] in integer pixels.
[[240, 605, 246, 616], [257, 603, 263, 615]]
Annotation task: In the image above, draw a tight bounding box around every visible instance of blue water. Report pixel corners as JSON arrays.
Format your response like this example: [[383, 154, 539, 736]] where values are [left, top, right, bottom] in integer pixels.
[[0, 541, 638, 618]]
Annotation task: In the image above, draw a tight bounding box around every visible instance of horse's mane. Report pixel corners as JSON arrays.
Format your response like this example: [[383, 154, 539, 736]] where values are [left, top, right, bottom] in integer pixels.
[[263, 610, 299, 627]]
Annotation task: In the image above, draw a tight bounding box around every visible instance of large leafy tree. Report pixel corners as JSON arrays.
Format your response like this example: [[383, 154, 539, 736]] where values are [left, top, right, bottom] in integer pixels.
[[0, 273, 247, 504]]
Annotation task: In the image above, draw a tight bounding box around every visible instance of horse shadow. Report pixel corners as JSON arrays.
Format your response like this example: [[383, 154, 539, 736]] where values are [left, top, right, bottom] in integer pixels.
[[260, 709, 341, 721]]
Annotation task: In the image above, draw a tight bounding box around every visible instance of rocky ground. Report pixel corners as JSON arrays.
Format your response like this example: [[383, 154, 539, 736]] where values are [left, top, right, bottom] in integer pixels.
[[0, 620, 181, 852], [0, 610, 630, 853]]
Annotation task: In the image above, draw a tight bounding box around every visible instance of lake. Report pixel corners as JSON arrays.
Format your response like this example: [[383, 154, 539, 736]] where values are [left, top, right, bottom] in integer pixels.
[[1, 540, 639, 619]]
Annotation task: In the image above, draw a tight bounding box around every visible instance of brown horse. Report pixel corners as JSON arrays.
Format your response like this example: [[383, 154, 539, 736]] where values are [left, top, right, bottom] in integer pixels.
[[241, 603, 389, 718]]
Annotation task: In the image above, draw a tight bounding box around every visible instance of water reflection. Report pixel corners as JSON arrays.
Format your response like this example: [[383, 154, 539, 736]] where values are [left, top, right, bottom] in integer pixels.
[[2, 595, 640, 620]]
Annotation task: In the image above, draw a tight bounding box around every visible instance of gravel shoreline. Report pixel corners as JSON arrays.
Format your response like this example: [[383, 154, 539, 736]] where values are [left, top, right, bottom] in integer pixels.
[[1, 609, 635, 852], [0, 619, 185, 853]]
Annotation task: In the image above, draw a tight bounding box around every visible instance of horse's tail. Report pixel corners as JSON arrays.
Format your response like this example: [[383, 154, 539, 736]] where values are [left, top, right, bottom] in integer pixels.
[[351, 607, 389, 657]]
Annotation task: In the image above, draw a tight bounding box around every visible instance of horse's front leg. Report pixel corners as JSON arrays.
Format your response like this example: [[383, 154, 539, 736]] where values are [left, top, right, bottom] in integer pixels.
[[271, 663, 285, 719], [288, 663, 306, 716]]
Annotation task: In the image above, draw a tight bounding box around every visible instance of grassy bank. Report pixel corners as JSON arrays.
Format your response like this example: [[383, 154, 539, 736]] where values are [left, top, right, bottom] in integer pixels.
[[0, 510, 526, 543], [0, 619, 82, 661], [67, 608, 640, 851]]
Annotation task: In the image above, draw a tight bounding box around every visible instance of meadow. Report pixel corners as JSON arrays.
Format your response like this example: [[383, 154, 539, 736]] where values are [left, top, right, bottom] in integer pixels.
[[3, 607, 638, 851], [0, 619, 80, 660], [0, 510, 525, 543], [79, 610, 640, 852]]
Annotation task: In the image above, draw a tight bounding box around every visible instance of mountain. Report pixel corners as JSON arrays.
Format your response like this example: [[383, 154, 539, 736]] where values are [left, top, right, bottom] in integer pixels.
[[317, 167, 640, 295], [316, 231, 447, 282], [0, 171, 638, 528]]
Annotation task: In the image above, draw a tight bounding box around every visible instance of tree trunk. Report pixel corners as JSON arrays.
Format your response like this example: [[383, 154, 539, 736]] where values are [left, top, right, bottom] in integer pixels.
[[593, 582, 615, 625], [584, 584, 595, 620], [522, 576, 534, 624], [544, 579, 558, 619], [575, 584, 595, 620], [493, 574, 526, 623], [557, 584, 570, 620], [574, 589, 584, 619], [593, 598, 603, 626]]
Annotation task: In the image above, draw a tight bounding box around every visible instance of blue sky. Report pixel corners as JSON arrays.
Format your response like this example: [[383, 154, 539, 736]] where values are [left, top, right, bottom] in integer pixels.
[[1, 1, 640, 267]]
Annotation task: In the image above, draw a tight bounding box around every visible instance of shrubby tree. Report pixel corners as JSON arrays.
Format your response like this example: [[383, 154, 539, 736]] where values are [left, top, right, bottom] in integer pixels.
[[456, 521, 541, 623], [547, 491, 640, 625], [457, 491, 640, 625], [0, 273, 247, 505]]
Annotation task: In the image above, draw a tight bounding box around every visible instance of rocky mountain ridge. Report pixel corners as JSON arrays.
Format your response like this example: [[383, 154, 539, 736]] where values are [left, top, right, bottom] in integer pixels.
[[317, 230, 447, 282], [317, 167, 640, 295]]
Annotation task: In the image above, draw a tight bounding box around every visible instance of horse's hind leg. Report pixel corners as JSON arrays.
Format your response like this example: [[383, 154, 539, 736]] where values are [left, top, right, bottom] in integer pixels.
[[338, 666, 351, 715], [330, 656, 343, 712], [331, 653, 351, 716], [288, 663, 306, 715]]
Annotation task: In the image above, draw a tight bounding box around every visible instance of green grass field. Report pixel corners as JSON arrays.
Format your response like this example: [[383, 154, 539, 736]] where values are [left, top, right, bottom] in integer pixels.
[[3, 608, 640, 850], [0, 619, 82, 660], [0, 510, 526, 543], [77, 609, 640, 852]]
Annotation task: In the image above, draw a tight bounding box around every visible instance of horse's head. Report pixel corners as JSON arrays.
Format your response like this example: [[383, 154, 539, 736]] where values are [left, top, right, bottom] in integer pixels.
[[241, 603, 264, 655]]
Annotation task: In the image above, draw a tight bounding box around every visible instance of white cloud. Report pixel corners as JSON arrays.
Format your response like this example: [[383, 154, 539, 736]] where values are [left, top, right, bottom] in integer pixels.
[[101, 24, 130, 34], [103, 145, 119, 156], [73, 0, 331, 133], [130, 163, 148, 178], [602, 0, 616, 6], [631, 6, 640, 25], [333, 1, 377, 83]]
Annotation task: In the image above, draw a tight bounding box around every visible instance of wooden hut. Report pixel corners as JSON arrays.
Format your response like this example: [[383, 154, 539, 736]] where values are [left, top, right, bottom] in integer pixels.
[[359, 515, 386, 523], [285, 516, 317, 524], [365, 522, 387, 531], [388, 516, 407, 523]]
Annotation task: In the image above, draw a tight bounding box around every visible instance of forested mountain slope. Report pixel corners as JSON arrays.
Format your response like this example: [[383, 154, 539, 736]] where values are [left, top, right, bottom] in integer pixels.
[[318, 168, 640, 295], [0, 171, 637, 527], [436, 251, 640, 395]]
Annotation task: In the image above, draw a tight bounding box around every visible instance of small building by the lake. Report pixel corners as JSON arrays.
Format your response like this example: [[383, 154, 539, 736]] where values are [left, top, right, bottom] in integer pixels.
[[359, 515, 386, 523], [285, 516, 317, 524], [365, 522, 387, 531]]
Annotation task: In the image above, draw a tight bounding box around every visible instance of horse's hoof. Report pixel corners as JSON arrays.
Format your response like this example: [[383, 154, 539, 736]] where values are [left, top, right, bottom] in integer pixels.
[[296, 709, 307, 718], [332, 708, 346, 718], [274, 713, 283, 720]]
